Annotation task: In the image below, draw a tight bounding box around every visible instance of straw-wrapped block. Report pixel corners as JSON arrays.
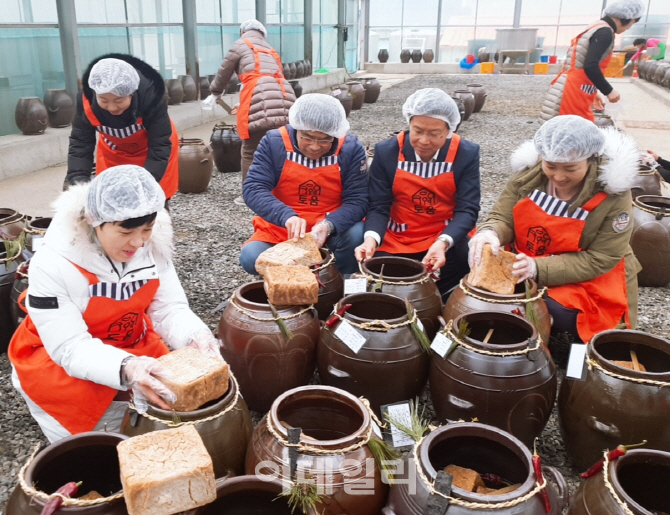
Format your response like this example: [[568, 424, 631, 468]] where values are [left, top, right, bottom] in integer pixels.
[[264, 265, 319, 305], [468, 244, 518, 295], [255, 234, 322, 276]]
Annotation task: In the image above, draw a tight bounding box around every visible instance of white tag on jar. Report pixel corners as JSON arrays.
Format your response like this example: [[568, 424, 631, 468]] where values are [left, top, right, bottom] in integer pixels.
[[334, 320, 366, 354], [416, 317, 425, 333], [431, 332, 453, 358], [566, 343, 588, 380], [344, 278, 367, 295], [385, 402, 415, 448]]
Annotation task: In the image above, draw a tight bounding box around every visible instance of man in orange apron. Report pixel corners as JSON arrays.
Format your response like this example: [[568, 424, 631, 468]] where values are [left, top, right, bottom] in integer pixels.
[[541, 0, 645, 122], [65, 55, 179, 199], [355, 89, 480, 295], [239, 94, 367, 275], [470, 115, 641, 343]]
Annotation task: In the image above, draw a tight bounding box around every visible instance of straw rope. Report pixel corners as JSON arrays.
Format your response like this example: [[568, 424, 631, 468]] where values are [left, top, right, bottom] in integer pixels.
[[129, 374, 242, 427], [18, 446, 124, 506], [358, 262, 431, 285], [229, 296, 314, 322], [412, 437, 548, 509], [602, 451, 634, 515], [331, 309, 418, 332], [587, 358, 670, 388], [0, 213, 27, 226], [458, 279, 547, 304], [311, 252, 335, 272], [22, 225, 48, 236], [440, 320, 542, 357], [633, 200, 670, 217]]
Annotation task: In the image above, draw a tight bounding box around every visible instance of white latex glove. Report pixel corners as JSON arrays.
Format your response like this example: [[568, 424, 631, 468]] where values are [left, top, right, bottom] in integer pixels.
[[468, 230, 501, 267], [201, 94, 221, 111], [310, 221, 329, 248], [512, 253, 538, 282], [187, 330, 223, 360], [122, 356, 176, 413]]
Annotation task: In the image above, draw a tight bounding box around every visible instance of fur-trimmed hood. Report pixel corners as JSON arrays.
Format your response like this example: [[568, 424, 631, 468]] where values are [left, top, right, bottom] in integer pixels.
[[510, 127, 640, 195], [42, 183, 173, 274]]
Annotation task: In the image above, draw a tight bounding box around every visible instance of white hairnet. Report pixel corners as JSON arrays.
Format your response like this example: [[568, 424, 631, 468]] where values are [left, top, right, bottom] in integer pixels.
[[240, 19, 267, 37], [86, 165, 165, 227], [402, 88, 461, 130], [602, 0, 645, 20], [534, 115, 606, 163], [289, 93, 350, 139], [88, 58, 140, 97]]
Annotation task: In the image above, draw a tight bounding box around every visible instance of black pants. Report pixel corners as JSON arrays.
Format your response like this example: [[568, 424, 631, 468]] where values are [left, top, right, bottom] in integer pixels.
[[376, 237, 470, 300], [545, 296, 581, 343]]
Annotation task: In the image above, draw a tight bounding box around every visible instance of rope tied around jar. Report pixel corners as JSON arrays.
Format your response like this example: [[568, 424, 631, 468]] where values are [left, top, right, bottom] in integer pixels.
[[0, 238, 24, 264], [330, 307, 419, 332], [22, 225, 48, 236], [458, 279, 547, 304], [602, 450, 635, 515], [310, 251, 335, 272], [412, 437, 549, 510], [586, 358, 670, 388], [633, 200, 670, 218], [228, 295, 314, 322], [357, 262, 432, 285], [440, 319, 542, 357], [128, 373, 242, 427], [18, 446, 125, 506]]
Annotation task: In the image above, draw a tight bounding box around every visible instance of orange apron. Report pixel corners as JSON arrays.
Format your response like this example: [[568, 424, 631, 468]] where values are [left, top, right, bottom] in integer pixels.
[[554, 21, 613, 122], [513, 189, 628, 342], [9, 263, 169, 434], [247, 126, 345, 244], [378, 131, 460, 254], [82, 95, 179, 199], [236, 38, 288, 140]]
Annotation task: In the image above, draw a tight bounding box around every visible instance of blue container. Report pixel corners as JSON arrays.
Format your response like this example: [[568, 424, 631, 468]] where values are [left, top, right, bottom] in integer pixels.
[[540, 55, 549, 63], [459, 57, 479, 69]]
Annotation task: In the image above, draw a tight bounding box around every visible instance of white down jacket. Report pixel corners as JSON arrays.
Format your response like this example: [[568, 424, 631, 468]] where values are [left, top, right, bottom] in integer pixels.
[[16, 184, 209, 391]]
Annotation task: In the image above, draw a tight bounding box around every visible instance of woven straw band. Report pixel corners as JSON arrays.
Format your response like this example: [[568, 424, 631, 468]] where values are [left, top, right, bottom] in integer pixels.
[[358, 262, 431, 285], [458, 279, 547, 304], [602, 451, 634, 515], [441, 320, 542, 357], [587, 358, 670, 388], [18, 445, 124, 506], [129, 373, 242, 427], [633, 200, 670, 217], [23, 227, 47, 236], [0, 213, 27, 227], [0, 241, 23, 264], [332, 309, 418, 332], [229, 296, 314, 322], [311, 252, 335, 272], [413, 437, 547, 509]]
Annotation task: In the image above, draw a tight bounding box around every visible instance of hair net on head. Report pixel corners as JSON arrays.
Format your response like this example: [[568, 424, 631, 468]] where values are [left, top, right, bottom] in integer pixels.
[[602, 0, 645, 20], [86, 165, 165, 227], [534, 115, 606, 163], [88, 58, 140, 97], [240, 19, 267, 37], [289, 93, 350, 139], [402, 88, 461, 130]]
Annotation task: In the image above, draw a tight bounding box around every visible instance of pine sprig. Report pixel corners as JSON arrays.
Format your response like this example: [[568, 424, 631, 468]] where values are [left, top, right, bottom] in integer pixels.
[[2, 234, 24, 263], [383, 398, 431, 443], [405, 299, 431, 351], [367, 437, 400, 484], [269, 302, 293, 340], [524, 280, 541, 338], [455, 319, 471, 340], [280, 478, 321, 514]]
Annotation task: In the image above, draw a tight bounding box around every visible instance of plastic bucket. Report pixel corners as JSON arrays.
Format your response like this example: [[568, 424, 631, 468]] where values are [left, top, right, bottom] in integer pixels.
[[549, 55, 558, 64], [540, 55, 549, 63]]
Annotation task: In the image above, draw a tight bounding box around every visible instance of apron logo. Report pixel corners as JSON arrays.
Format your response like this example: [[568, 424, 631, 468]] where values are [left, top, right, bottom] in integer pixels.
[[526, 226, 551, 255], [107, 312, 139, 342], [412, 188, 437, 215], [612, 212, 630, 232], [298, 180, 321, 206]]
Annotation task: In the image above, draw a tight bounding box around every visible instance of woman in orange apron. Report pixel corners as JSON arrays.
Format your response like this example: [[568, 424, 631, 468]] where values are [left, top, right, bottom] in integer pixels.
[[65, 55, 179, 199], [470, 115, 641, 343], [9, 165, 219, 442]]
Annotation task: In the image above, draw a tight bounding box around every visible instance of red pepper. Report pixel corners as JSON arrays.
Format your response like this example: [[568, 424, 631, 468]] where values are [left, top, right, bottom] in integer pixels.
[[532, 439, 551, 514], [325, 303, 352, 328], [312, 270, 326, 289], [480, 473, 503, 486], [40, 481, 82, 515], [580, 440, 647, 478], [425, 263, 440, 281]]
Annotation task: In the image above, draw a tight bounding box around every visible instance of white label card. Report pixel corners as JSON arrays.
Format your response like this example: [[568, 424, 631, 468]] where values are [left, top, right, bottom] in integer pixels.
[[32, 236, 44, 250], [334, 320, 366, 354], [344, 278, 368, 295], [431, 332, 453, 359], [386, 402, 415, 448], [566, 344, 588, 380], [416, 318, 424, 333]]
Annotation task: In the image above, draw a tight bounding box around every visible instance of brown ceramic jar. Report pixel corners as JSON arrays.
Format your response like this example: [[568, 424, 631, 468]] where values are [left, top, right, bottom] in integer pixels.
[[630, 165, 662, 199], [630, 195, 670, 286], [24, 216, 51, 254], [313, 249, 344, 321], [593, 112, 615, 128], [4, 432, 129, 515], [653, 63, 670, 84], [179, 74, 198, 102], [218, 281, 320, 412], [165, 78, 184, 105], [245, 386, 389, 515], [400, 49, 411, 63], [121, 375, 253, 478], [384, 422, 569, 515], [331, 85, 353, 116], [210, 124, 242, 175], [363, 77, 381, 103], [1, 239, 25, 352], [558, 329, 670, 471], [423, 49, 435, 63], [443, 276, 551, 345], [411, 49, 422, 63], [430, 311, 557, 447], [43, 89, 75, 128], [361, 256, 442, 339], [568, 449, 670, 515], [199, 76, 210, 99], [0, 208, 26, 240], [9, 261, 29, 329], [178, 138, 213, 194], [317, 292, 430, 414], [453, 90, 475, 121], [15, 97, 48, 135], [466, 83, 487, 113], [347, 81, 365, 110]]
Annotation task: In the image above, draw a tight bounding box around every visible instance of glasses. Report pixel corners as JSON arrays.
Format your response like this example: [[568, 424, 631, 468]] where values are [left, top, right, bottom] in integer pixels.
[[299, 134, 335, 147]]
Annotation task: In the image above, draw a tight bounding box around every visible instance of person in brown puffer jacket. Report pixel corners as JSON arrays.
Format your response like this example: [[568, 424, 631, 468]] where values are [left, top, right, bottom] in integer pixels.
[[203, 19, 296, 204]]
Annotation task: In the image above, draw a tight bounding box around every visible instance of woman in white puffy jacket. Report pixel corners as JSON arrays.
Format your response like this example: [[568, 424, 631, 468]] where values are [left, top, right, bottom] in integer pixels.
[[9, 165, 219, 442]]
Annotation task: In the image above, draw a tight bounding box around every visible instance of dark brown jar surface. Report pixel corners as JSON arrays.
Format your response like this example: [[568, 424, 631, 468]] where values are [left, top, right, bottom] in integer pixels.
[[24, 216, 52, 254], [467, 83, 488, 113], [178, 138, 213, 194], [558, 329, 670, 471], [630, 168, 662, 199], [630, 195, 670, 287], [430, 311, 556, 447], [452, 90, 475, 121], [1, 239, 26, 352], [314, 248, 344, 320], [210, 124, 242, 175]]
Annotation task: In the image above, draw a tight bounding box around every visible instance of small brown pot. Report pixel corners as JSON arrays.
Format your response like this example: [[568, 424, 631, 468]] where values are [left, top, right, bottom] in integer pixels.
[[400, 49, 411, 63], [15, 97, 48, 135], [178, 138, 213, 194], [43, 89, 75, 127], [453, 90, 475, 121], [423, 49, 434, 63], [630, 195, 670, 287], [630, 165, 662, 199], [165, 78, 184, 105], [411, 49, 422, 63], [363, 77, 381, 103], [314, 249, 344, 320], [347, 81, 365, 110], [179, 74, 198, 101], [210, 124, 242, 175], [466, 83, 487, 113]]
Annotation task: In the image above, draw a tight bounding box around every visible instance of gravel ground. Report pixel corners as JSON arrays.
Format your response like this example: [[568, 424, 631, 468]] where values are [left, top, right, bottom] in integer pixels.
[[2, 73, 669, 511]]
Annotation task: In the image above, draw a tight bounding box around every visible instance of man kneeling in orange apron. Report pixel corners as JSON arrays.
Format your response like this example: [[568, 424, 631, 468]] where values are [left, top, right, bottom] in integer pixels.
[[9, 166, 219, 442], [469, 115, 641, 344]]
